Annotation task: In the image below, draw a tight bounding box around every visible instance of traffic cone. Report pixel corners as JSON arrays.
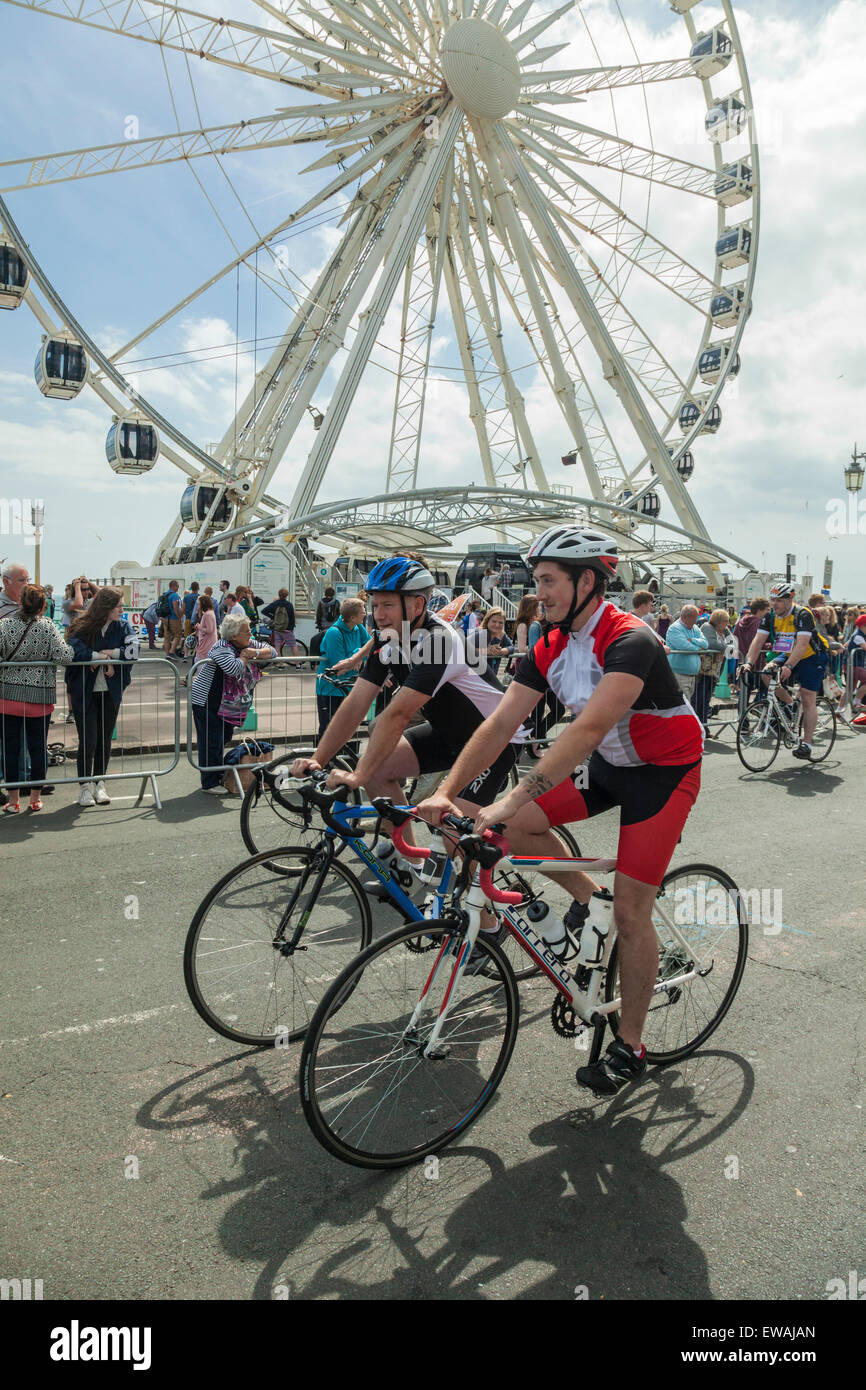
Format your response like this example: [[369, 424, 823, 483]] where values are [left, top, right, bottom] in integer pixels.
[[713, 664, 732, 700]]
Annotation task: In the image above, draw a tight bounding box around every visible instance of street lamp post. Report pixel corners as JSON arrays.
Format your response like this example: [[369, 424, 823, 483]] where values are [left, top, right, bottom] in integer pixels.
[[31, 502, 45, 585], [844, 445, 865, 496]]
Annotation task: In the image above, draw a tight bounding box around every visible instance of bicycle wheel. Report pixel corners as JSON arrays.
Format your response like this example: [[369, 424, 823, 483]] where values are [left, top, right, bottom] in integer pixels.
[[736, 702, 780, 771], [184, 847, 372, 1046], [805, 697, 836, 762], [605, 863, 748, 1065], [239, 748, 359, 869], [300, 919, 520, 1168], [491, 824, 581, 981]]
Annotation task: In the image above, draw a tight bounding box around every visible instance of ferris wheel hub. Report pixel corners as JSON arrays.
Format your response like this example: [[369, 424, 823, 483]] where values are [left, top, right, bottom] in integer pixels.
[[440, 18, 521, 120]]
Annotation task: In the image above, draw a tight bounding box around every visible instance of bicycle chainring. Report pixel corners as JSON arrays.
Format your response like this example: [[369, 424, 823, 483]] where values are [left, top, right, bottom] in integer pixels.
[[550, 996, 579, 1039]]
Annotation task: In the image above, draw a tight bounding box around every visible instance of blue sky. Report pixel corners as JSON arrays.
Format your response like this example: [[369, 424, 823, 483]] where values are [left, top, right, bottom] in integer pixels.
[[1, 0, 864, 597]]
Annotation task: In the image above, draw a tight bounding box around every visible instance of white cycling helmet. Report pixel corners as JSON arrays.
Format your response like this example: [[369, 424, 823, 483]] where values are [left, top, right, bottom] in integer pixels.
[[526, 526, 619, 580], [769, 582, 796, 599]]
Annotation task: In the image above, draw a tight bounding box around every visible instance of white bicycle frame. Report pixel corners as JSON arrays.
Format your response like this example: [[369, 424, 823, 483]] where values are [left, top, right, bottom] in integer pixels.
[[407, 851, 702, 1060]]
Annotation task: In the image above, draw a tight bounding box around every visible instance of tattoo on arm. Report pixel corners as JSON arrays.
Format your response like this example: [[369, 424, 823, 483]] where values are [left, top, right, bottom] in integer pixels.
[[523, 772, 554, 799]]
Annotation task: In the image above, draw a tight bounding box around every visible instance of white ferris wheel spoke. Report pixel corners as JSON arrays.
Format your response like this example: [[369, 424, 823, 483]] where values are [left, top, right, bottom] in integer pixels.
[[307, 0, 417, 62], [501, 0, 535, 36], [525, 57, 699, 97], [512, 110, 718, 198], [0, 107, 400, 193], [510, 0, 572, 54], [0, 0, 354, 94]]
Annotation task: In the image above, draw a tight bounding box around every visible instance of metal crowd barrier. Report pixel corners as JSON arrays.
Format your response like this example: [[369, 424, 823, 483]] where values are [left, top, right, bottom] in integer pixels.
[[0, 656, 180, 808], [185, 653, 326, 795], [838, 646, 866, 728]]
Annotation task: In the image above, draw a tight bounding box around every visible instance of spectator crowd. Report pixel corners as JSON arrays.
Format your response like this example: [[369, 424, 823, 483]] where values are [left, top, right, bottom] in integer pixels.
[[1, 550, 864, 812]]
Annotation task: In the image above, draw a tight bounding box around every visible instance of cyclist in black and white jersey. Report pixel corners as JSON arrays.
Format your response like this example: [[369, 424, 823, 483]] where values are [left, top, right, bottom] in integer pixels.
[[290, 556, 524, 817]]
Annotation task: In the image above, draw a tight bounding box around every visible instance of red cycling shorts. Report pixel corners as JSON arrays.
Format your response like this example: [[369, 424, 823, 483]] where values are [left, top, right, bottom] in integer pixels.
[[534, 751, 702, 887]]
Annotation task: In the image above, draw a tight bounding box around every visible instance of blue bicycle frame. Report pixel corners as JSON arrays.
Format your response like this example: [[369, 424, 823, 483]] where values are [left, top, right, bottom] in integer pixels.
[[322, 796, 455, 922]]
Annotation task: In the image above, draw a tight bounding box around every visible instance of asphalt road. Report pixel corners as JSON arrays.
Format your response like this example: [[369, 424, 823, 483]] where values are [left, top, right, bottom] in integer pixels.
[[1, 719, 863, 1301]]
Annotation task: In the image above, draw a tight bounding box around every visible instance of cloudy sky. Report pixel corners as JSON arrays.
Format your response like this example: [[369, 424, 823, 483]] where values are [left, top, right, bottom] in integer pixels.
[[1, 0, 864, 596]]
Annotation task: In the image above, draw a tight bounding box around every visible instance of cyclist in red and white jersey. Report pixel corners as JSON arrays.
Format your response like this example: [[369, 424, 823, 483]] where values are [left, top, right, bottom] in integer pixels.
[[420, 525, 704, 1095]]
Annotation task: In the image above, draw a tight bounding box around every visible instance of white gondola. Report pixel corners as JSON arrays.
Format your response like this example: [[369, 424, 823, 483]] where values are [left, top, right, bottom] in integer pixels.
[[639, 492, 661, 519], [715, 160, 754, 207], [689, 27, 734, 80], [106, 415, 160, 475], [0, 239, 28, 309], [180, 481, 232, 530], [680, 398, 722, 436], [711, 283, 746, 328], [715, 221, 752, 269], [705, 95, 748, 143], [34, 334, 89, 399], [699, 341, 741, 384]]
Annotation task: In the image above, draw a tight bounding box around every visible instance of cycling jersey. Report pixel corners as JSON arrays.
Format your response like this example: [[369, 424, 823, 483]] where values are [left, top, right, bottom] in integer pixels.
[[513, 600, 704, 767], [361, 612, 520, 734], [756, 605, 828, 661]]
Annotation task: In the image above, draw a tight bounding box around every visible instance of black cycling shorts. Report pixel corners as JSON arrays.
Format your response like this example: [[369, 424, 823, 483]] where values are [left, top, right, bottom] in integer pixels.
[[404, 722, 517, 807]]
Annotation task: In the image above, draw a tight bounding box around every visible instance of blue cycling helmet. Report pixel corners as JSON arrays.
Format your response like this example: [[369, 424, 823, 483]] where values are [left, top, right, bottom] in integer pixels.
[[366, 556, 435, 593]]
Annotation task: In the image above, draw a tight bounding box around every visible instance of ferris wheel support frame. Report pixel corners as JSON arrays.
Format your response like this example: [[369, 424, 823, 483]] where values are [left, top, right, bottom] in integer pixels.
[[204, 482, 756, 576]]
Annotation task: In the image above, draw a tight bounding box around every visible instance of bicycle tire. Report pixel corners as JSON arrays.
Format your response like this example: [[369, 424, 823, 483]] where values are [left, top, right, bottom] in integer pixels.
[[239, 748, 360, 869], [604, 863, 748, 1065], [184, 846, 372, 1046], [736, 703, 780, 772], [300, 919, 520, 1168], [805, 697, 836, 762]]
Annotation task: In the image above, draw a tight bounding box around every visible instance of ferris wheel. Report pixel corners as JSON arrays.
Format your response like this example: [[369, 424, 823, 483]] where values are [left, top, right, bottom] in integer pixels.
[[0, 0, 759, 579]]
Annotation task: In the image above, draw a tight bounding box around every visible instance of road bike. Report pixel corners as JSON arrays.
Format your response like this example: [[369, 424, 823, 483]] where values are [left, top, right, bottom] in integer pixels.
[[299, 805, 748, 1169], [185, 777, 580, 1047], [735, 666, 836, 771]]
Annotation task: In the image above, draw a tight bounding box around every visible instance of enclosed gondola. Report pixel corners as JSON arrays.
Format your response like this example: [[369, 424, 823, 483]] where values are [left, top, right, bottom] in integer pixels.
[[34, 335, 89, 399], [715, 160, 754, 207], [699, 341, 741, 385], [639, 491, 661, 519], [106, 415, 160, 475], [675, 449, 695, 481], [689, 27, 734, 80], [711, 284, 746, 328], [680, 398, 722, 436], [715, 222, 752, 269], [180, 481, 232, 531], [705, 95, 748, 143], [0, 239, 28, 309]]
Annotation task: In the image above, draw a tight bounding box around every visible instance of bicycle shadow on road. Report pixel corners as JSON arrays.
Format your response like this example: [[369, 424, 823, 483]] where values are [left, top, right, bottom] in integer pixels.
[[137, 1046, 752, 1300]]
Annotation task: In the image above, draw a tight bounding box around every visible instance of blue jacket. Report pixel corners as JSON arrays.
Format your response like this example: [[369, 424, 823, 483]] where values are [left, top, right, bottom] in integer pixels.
[[65, 618, 139, 710], [316, 618, 370, 697], [665, 618, 708, 676]]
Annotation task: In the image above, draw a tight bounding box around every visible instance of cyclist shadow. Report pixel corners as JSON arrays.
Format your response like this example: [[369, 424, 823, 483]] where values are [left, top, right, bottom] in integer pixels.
[[748, 766, 844, 796], [428, 1047, 754, 1300], [138, 1044, 752, 1299]]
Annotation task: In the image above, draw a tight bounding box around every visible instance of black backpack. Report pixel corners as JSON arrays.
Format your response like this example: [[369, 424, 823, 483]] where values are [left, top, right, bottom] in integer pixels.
[[155, 592, 173, 619]]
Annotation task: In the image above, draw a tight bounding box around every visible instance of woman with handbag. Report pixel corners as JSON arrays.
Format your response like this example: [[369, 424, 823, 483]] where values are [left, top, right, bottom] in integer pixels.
[[65, 587, 140, 806], [693, 608, 729, 736], [189, 613, 276, 795], [0, 584, 74, 812]]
